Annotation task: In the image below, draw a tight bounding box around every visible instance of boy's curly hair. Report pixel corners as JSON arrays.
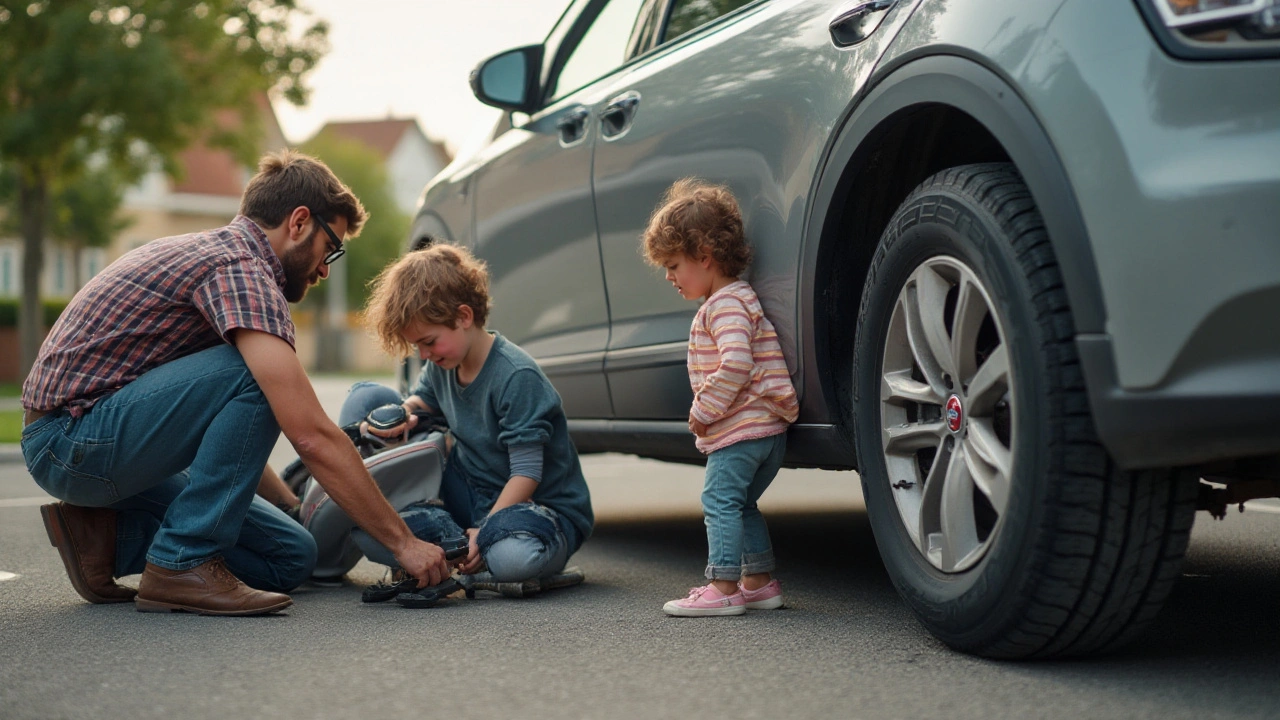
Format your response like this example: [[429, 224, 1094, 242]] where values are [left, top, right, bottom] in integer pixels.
[[363, 244, 492, 358], [641, 178, 751, 278]]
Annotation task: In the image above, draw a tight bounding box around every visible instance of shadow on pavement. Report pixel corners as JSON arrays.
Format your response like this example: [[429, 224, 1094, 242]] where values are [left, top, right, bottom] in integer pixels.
[[591, 505, 1280, 712], [588, 507, 900, 609]]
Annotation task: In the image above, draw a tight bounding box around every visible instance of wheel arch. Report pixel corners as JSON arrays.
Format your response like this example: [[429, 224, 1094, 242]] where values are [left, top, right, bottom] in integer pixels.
[[406, 210, 452, 253], [802, 53, 1105, 439]]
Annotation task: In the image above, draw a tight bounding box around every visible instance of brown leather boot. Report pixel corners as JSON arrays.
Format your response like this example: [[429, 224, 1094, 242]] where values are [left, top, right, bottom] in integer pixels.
[[40, 502, 137, 604], [135, 557, 292, 616]]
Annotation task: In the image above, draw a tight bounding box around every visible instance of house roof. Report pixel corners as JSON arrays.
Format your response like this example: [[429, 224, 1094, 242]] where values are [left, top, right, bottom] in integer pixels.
[[170, 145, 244, 198], [314, 118, 451, 164], [171, 95, 286, 198]]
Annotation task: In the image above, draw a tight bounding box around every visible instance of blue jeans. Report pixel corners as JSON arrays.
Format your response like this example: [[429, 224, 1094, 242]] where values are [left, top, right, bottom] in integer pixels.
[[20, 346, 317, 592], [702, 432, 787, 581], [342, 381, 571, 582], [351, 501, 570, 582]]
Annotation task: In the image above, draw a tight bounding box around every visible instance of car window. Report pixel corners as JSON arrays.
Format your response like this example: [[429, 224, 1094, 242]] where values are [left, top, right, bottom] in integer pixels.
[[663, 0, 756, 43], [549, 0, 649, 101], [625, 0, 666, 59]]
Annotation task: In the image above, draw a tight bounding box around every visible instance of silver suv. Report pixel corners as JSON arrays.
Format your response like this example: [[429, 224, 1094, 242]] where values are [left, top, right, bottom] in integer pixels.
[[408, 0, 1280, 658]]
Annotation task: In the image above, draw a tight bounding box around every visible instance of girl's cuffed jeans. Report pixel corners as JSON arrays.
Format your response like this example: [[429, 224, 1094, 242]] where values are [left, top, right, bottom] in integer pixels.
[[701, 432, 787, 581]]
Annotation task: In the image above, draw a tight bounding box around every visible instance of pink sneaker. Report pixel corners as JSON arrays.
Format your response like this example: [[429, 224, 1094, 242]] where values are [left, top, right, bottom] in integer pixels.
[[740, 579, 784, 609], [663, 584, 746, 617]]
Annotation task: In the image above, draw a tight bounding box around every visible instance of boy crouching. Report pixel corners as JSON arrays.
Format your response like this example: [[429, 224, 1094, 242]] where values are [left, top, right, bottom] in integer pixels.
[[349, 244, 594, 583]]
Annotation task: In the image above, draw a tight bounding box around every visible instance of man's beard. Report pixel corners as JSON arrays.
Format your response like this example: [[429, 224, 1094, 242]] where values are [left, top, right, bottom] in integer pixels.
[[280, 228, 320, 302]]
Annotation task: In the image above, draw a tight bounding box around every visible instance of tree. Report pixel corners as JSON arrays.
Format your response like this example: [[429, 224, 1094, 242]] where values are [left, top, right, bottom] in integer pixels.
[[300, 131, 410, 370], [0, 0, 328, 375], [1, 154, 137, 296], [300, 132, 409, 307], [48, 159, 136, 292]]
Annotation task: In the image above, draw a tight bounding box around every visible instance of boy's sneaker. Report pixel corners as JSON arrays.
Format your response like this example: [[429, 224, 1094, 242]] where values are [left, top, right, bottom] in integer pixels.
[[740, 579, 784, 610], [361, 567, 417, 603], [458, 566, 586, 599], [663, 584, 746, 617]]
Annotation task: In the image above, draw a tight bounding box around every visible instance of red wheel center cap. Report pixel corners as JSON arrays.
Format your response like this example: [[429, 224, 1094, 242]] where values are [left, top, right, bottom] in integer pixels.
[[946, 395, 964, 433]]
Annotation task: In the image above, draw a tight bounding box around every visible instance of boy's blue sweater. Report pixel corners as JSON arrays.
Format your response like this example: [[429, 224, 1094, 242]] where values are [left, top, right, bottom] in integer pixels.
[[411, 332, 593, 550]]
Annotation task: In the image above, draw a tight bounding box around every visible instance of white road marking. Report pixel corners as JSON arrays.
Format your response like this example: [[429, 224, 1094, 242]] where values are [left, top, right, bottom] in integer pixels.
[[0, 571, 17, 581]]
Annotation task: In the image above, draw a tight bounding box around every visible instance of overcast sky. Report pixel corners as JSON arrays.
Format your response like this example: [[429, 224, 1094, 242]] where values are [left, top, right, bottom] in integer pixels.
[[273, 0, 570, 156]]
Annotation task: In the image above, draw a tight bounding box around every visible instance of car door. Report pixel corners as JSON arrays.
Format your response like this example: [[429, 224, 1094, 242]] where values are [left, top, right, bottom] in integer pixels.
[[591, 0, 906, 420], [468, 0, 650, 419]]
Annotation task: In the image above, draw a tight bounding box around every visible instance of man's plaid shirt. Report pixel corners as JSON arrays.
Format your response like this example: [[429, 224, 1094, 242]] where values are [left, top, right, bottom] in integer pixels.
[[23, 216, 296, 417]]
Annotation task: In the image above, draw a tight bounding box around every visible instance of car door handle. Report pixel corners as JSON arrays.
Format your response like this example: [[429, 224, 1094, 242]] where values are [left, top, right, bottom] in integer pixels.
[[829, 0, 896, 47], [599, 91, 641, 140], [556, 107, 591, 146]]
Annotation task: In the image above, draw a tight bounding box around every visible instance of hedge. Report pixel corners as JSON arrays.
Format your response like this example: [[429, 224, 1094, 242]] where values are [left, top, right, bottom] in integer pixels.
[[0, 298, 70, 328]]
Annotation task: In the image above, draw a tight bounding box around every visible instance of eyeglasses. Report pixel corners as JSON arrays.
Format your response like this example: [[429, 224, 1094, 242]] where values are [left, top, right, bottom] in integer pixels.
[[311, 211, 346, 265]]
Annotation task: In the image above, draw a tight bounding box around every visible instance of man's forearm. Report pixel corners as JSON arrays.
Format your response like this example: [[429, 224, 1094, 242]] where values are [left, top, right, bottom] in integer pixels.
[[296, 424, 416, 554], [232, 329, 428, 570], [256, 465, 299, 509]]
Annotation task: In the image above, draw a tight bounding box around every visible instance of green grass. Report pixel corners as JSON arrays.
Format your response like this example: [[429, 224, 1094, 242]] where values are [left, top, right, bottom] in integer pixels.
[[0, 409, 22, 444], [0, 383, 20, 398]]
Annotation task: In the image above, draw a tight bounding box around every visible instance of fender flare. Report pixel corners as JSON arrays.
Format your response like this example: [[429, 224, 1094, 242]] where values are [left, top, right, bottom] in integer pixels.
[[407, 210, 452, 253], [803, 54, 1105, 336]]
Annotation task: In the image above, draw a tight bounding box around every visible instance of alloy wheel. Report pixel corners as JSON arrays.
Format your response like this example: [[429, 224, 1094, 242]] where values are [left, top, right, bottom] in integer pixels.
[[878, 255, 1015, 572]]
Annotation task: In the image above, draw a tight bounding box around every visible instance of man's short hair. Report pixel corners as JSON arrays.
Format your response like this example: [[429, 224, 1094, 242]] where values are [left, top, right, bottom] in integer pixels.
[[364, 244, 492, 357], [240, 149, 369, 235]]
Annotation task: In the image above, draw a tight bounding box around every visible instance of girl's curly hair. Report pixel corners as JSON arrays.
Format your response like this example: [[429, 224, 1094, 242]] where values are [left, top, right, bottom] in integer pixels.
[[641, 178, 751, 278], [362, 244, 491, 358]]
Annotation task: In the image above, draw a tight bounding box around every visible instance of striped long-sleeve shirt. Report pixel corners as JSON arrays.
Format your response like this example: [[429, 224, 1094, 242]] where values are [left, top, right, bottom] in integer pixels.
[[688, 280, 798, 454]]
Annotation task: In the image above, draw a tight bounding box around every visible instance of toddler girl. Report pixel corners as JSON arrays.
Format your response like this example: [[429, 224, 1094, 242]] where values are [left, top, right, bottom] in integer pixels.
[[642, 179, 799, 617]]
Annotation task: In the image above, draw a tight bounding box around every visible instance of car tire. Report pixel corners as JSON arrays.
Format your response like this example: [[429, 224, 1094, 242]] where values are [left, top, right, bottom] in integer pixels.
[[852, 162, 1198, 659]]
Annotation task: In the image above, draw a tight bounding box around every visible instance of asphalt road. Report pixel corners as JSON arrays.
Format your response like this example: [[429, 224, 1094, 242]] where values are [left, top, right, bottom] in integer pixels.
[[1, 380, 1277, 719]]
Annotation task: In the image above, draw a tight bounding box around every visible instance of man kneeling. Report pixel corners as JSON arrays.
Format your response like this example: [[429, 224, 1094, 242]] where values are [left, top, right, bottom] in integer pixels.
[[20, 151, 450, 616]]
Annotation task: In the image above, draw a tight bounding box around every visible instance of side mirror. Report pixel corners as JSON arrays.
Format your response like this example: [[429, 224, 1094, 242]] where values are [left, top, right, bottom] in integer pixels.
[[469, 45, 544, 113]]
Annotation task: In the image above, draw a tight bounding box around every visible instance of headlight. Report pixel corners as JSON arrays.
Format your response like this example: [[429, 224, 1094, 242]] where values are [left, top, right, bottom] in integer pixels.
[[1136, 0, 1280, 58]]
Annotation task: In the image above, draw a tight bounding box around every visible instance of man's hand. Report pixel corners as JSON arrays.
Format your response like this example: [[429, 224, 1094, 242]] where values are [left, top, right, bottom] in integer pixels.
[[459, 527, 484, 575], [396, 537, 451, 588]]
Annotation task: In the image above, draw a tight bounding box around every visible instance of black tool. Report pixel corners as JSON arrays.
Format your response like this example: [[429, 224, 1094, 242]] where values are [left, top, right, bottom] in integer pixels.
[[360, 537, 469, 604], [396, 577, 464, 609]]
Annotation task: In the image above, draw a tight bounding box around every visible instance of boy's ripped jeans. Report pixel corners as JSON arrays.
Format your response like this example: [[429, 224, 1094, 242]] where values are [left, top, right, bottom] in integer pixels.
[[342, 382, 571, 583], [351, 499, 570, 583]]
